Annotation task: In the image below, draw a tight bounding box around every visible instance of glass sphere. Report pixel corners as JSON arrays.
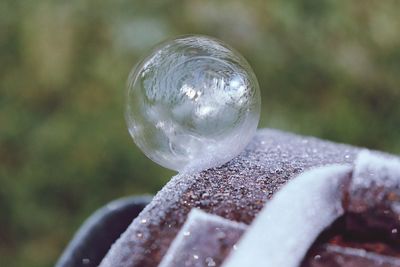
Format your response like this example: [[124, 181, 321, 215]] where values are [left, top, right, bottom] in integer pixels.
[[126, 35, 261, 172]]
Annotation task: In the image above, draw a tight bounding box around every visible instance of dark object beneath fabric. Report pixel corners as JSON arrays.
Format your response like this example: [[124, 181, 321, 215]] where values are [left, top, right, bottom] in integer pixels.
[[55, 196, 152, 267], [303, 245, 400, 267], [301, 213, 400, 267]]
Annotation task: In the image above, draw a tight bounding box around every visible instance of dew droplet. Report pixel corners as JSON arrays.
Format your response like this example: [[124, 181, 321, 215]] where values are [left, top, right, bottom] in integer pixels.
[[126, 35, 261, 172]]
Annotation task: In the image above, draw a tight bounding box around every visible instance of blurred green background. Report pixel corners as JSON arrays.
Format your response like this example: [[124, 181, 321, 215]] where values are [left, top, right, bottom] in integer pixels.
[[0, 0, 399, 266]]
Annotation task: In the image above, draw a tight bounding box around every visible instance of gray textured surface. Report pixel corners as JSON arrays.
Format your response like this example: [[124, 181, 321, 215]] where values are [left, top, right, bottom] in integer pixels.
[[99, 128, 362, 267]]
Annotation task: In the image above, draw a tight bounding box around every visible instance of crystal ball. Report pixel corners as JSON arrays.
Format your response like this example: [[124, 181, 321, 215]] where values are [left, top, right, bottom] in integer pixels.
[[126, 35, 261, 172]]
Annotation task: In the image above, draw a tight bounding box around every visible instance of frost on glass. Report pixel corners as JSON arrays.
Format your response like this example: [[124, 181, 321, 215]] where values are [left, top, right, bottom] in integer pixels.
[[126, 35, 261, 172]]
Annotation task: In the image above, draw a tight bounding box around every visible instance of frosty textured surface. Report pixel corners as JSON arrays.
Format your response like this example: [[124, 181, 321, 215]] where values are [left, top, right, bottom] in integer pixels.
[[126, 35, 260, 171], [98, 130, 400, 267], [99, 128, 361, 267], [352, 150, 400, 190]]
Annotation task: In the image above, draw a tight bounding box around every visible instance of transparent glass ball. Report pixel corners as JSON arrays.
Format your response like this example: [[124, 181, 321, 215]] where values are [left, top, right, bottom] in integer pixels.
[[126, 35, 261, 172]]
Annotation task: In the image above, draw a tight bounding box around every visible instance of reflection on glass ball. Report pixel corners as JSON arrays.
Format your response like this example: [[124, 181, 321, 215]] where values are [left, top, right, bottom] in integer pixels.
[[126, 35, 261, 172]]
